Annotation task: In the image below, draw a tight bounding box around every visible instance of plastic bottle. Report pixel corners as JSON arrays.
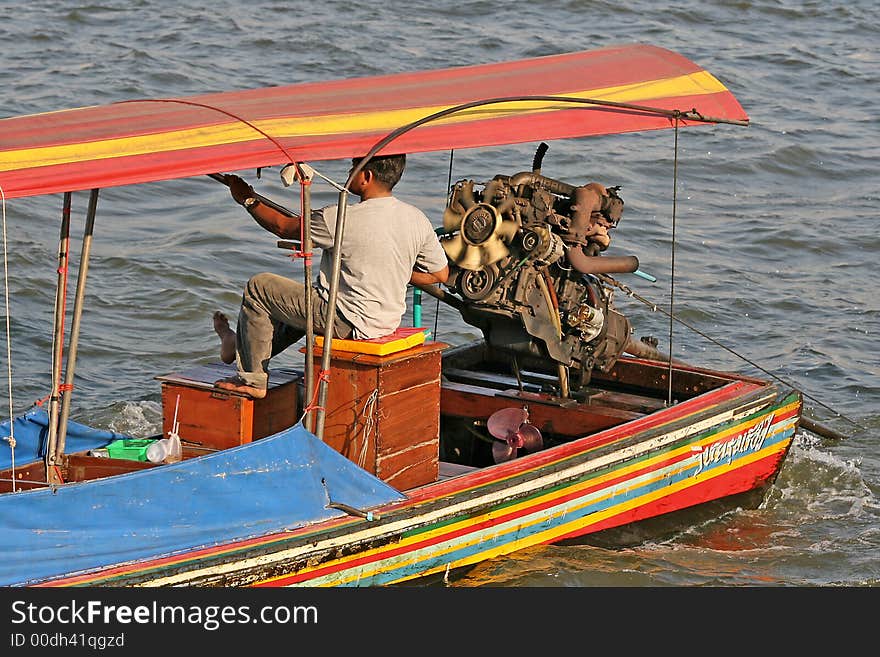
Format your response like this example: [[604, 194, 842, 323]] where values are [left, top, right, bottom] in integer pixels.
[[146, 439, 169, 464], [165, 430, 182, 463], [145, 429, 182, 464], [163, 393, 183, 464], [148, 393, 184, 464]]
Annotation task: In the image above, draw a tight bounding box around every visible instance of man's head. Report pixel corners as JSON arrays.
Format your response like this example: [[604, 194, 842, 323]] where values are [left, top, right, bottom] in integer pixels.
[[350, 154, 406, 191]]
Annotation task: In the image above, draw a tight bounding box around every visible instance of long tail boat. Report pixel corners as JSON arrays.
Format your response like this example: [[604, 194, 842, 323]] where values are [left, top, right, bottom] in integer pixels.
[[0, 44, 801, 587]]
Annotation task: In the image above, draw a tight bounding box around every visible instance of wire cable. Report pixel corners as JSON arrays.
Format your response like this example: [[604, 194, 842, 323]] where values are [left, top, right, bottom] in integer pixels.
[[598, 273, 865, 431], [0, 184, 15, 489]]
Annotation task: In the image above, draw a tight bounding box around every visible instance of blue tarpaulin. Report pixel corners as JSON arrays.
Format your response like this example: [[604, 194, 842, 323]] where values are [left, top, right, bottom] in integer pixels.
[[0, 407, 130, 470], [0, 418, 404, 586]]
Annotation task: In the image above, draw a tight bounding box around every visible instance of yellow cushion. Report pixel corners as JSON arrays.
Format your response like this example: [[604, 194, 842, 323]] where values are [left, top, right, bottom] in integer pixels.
[[314, 326, 427, 356]]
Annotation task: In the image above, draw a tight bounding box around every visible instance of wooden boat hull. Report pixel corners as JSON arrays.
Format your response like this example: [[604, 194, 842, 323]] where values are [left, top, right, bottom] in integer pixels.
[[23, 374, 798, 587]]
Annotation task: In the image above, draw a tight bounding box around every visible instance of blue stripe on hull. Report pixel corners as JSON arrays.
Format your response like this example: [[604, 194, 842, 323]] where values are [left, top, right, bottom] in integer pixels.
[[318, 414, 795, 586]]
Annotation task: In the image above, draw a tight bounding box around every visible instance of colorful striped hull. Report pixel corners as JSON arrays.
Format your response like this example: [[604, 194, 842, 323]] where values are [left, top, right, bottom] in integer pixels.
[[41, 384, 798, 588]]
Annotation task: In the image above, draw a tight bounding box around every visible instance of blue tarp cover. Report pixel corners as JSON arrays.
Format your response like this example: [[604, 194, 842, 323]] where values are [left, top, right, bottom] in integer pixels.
[[0, 415, 404, 586], [0, 407, 130, 470]]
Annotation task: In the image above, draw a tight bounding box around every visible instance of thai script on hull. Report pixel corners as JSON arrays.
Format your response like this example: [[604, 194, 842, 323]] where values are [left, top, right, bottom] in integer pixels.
[[694, 414, 774, 476]]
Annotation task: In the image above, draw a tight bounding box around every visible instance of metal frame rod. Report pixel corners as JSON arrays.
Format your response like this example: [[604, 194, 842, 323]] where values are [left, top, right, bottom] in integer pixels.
[[307, 94, 749, 440], [300, 172, 315, 433], [44, 192, 72, 473], [54, 188, 99, 462], [313, 189, 349, 440]]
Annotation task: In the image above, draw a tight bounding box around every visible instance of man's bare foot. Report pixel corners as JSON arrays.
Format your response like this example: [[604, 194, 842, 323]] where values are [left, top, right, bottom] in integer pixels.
[[213, 311, 236, 364], [214, 376, 267, 399]]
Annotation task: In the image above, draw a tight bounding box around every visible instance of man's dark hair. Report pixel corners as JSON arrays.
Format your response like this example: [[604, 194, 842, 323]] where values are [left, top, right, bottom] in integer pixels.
[[352, 154, 406, 190]]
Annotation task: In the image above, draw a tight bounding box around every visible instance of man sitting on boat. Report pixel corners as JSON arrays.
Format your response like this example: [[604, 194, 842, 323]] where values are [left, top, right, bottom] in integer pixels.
[[213, 154, 450, 399]]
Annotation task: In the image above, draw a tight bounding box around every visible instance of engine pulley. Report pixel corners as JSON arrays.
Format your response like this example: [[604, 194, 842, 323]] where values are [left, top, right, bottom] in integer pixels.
[[458, 266, 498, 300]]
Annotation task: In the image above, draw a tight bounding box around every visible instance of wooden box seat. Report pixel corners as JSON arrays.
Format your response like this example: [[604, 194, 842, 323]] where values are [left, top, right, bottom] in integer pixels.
[[155, 363, 300, 451], [303, 332, 445, 491]]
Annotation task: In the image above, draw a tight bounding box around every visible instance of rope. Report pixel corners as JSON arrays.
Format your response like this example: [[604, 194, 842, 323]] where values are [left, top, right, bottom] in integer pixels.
[[446, 149, 455, 206], [291, 178, 313, 265], [33, 383, 74, 408], [300, 368, 331, 416], [357, 389, 379, 468], [0, 183, 15, 490]]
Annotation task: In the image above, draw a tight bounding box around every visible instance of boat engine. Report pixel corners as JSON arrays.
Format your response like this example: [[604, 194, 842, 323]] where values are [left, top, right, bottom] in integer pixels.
[[439, 145, 640, 391]]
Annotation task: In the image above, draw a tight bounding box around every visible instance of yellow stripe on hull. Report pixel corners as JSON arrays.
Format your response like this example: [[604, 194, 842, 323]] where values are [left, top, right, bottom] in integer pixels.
[[270, 411, 797, 586]]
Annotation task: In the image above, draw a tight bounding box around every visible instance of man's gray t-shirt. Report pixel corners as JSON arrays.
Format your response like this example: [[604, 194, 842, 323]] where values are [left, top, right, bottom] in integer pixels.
[[310, 196, 448, 339]]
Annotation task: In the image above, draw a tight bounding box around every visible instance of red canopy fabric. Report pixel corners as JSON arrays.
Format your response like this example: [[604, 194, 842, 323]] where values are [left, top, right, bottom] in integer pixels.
[[0, 44, 748, 199]]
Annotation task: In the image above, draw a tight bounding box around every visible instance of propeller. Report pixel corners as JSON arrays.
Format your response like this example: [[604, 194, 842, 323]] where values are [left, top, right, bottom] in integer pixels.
[[487, 407, 544, 463]]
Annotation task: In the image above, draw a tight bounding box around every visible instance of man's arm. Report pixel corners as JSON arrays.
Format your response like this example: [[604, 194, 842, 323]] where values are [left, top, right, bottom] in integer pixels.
[[410, 265, 449, 287], [226, 174, 301, 240]]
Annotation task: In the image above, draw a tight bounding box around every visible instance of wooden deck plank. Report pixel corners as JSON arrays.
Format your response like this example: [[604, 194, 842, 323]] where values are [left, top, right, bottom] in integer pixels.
[[442, 367, 666, 414], [440, 381, 642, 438], [438, 461, 480, 480]]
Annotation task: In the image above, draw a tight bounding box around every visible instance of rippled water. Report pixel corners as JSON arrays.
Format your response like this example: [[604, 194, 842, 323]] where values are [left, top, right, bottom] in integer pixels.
[[1, 0, 877, 587]]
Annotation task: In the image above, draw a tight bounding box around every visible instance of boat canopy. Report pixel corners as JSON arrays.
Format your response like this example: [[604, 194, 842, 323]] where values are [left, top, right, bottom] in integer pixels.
[[0, 43, 748, 200]]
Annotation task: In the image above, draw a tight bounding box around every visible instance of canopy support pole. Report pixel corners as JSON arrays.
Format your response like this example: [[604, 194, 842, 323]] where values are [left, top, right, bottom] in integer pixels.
[[300, 172, 315, 433], [666, 118, 680, 406], [53, 188, 99, 466], [313, 190, 348, 441], [44, 192, 72, 478]]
